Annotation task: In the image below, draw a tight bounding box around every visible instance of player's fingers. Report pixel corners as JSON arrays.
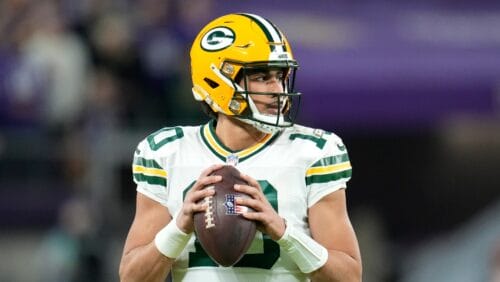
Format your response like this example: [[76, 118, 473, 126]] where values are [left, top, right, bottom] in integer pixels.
[[191, 201, 210, 213], [191, 174, 222, 192], [240, 210, 260, 220], [235, 196, 265, 212], [192, 186, 215, 202], [181, 196, 210, 217], [186, 185, 215, 204], [201, 164, 225, 177], [189, 164, 225, 192], [239, 173, 262, 191], [239, 208, 273, 226], [234, 183, 264, 200]]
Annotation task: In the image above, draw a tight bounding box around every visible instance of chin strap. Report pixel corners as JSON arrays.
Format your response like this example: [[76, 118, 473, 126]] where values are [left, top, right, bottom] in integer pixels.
[[235, 117, 283, 134]]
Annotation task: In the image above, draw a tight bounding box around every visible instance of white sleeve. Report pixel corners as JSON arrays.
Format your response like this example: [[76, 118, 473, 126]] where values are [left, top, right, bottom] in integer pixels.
[[132, 139, 169, 207], [306, 135, 352, 207]]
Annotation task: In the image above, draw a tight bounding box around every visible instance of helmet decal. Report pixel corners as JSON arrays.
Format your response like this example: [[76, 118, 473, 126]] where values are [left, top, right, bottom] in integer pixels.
[[201, 27, 236, 51]]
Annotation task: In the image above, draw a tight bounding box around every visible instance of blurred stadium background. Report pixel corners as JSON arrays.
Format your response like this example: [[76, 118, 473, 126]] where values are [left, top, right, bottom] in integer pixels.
[[1, 0, 499, 281]]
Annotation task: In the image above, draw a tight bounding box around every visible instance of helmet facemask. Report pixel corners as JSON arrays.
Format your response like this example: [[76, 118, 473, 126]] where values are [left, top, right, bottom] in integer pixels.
[[224, 61, 301, 134]]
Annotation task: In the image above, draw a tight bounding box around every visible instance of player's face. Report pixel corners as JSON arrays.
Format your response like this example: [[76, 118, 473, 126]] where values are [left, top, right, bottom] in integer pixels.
[[240, 69, 288, 116]]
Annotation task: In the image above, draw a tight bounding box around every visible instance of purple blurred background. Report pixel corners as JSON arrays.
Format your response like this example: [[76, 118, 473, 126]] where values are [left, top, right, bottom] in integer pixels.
[[217, 1, 500, 131]]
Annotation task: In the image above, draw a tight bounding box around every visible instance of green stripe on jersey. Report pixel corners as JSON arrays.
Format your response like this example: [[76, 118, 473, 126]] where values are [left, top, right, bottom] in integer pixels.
[[305, 169, 352, 186], [134, 157, 163, 169], [311, 153, 349, 167], [134, 173, 167, 187]]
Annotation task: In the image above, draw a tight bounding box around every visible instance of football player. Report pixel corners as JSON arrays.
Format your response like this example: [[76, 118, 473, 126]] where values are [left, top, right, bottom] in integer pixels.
[[119, 13, 362, 281]]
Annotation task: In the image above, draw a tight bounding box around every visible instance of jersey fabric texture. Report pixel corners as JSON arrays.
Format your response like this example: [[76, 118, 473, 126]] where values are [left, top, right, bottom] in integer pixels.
[[132, 120, 352, 282]]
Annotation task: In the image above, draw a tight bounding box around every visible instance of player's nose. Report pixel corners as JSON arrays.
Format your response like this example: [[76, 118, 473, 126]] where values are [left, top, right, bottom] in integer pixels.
[[267, 76, 283, 92]]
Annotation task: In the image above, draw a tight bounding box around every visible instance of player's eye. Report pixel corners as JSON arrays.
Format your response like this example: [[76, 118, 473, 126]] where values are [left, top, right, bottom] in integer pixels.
[[247, 69, 286, 83], [248, 73, 267, 82]]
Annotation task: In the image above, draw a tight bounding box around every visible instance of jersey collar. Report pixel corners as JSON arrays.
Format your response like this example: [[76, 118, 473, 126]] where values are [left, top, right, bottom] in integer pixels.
[[200, 120, 280, 163]]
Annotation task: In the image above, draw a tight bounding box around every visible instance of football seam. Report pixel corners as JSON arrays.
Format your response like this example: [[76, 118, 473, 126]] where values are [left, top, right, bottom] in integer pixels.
[[204, 195, 215, 229]]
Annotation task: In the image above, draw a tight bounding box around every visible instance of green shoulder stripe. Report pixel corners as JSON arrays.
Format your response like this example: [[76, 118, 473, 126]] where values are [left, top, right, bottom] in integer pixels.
[[134, 173, 167, 187], [305, 169, 352, 186], [134, 157, 163, 169], [311, 153, 349, 167]]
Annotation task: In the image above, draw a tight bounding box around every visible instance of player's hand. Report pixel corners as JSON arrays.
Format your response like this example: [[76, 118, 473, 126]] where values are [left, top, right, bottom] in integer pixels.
[[176, 164, 224, 234], [234, 173, 286, 241]]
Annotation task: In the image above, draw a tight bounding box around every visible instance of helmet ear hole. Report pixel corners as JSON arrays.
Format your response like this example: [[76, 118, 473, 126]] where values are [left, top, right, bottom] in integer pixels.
[[234, 71, 244, 84], [204, 78, 220, 89]]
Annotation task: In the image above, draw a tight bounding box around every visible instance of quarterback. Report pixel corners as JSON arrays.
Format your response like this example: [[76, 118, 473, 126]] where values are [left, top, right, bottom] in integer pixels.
[[119, 13, 362, 281]]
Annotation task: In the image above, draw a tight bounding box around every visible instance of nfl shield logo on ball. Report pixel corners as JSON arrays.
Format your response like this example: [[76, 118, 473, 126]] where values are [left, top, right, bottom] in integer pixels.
[[224, 194, 247, 215]]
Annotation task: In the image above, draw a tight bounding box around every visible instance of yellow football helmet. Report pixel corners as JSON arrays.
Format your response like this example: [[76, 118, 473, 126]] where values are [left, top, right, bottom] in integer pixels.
[[190, 13, 301, 133]]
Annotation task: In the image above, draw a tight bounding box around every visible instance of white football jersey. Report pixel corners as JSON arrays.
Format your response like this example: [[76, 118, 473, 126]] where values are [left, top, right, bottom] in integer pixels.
[[132, 120, 352, 282]]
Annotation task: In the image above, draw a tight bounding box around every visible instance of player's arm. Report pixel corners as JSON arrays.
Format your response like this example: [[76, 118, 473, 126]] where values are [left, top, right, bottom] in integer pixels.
[[308, 188, 362, 282], [235, 173, 361, 281], [119, 164, 222, 282], [119, 193, 174, 282]]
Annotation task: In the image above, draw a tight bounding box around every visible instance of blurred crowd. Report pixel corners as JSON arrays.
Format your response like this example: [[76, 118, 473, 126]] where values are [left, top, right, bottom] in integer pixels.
[[0, 0, 215, 131], [0, 0, 216, 280]]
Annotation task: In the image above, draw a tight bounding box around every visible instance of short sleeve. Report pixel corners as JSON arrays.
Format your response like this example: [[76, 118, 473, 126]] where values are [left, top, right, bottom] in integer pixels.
[[132, 139, 169, 206], [306, 134, 352, 207]]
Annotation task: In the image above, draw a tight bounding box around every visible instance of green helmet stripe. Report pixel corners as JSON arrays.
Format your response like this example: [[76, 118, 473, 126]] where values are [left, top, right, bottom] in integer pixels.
[[238, 13, 284, 52]]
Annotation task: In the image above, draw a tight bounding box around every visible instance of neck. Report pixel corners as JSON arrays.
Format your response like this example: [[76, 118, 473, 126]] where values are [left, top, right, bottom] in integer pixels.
[[215, 115, 268, 151]]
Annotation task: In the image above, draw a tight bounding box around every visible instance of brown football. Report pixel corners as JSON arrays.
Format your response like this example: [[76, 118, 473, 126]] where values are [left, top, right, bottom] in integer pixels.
[[193, 165, 257, 266]]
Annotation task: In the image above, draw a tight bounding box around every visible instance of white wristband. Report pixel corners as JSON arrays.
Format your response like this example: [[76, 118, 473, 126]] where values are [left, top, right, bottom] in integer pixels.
[[154, 220, 192, 259], [277, 224, 329, 273]]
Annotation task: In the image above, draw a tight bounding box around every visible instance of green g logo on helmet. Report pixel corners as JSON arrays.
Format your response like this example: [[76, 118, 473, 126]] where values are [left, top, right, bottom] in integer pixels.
[[201, 27, 235, 51]]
